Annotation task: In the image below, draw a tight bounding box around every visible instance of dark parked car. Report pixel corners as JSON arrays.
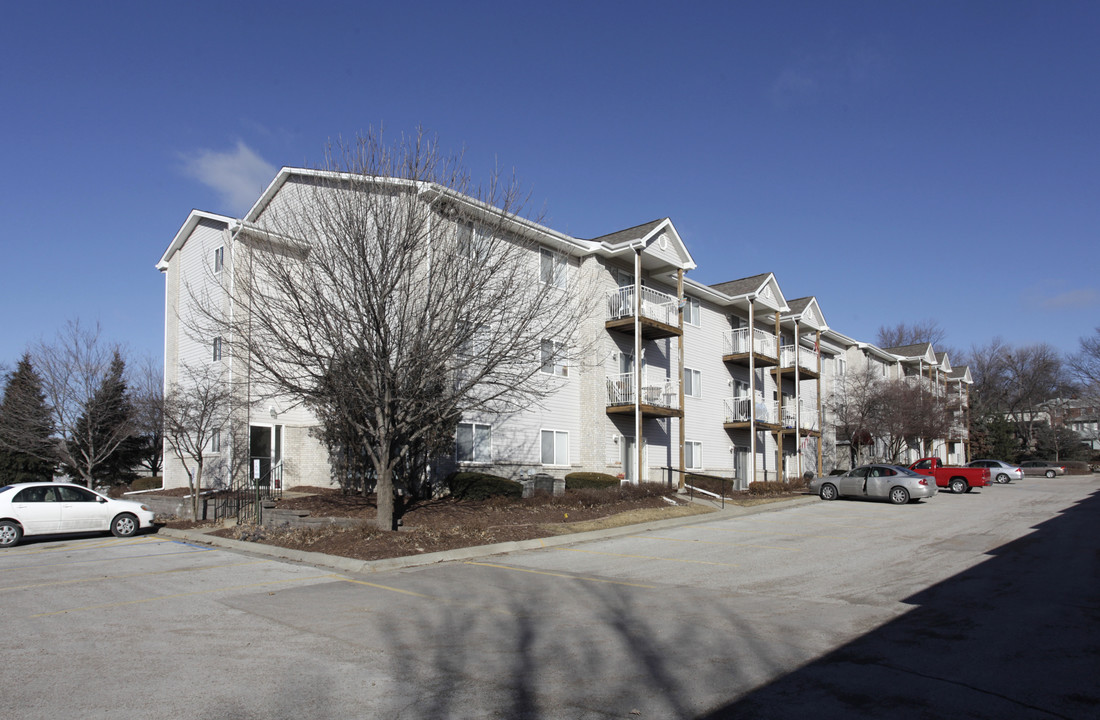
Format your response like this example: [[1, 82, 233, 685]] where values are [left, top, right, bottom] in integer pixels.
[[1020, 461, 1066, 478]]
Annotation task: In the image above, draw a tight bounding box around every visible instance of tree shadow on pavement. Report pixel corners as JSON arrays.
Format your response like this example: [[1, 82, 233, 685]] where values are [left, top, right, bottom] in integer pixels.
[[700, 487, 1100, 720]]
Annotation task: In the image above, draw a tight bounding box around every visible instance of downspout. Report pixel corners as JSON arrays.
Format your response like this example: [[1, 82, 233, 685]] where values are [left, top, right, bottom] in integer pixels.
[[677, 269, 685, 491], [748, 297, 756, 489], [816, 329, 823, 477], [634, 248, 642, 485]]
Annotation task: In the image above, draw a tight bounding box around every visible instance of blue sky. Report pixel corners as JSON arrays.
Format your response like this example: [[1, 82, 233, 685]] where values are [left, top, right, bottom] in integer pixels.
[[2, 0, 1097, 372]]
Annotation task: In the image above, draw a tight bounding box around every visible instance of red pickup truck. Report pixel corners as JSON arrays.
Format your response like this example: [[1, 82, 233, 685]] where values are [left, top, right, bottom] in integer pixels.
[[908, 457, 992, 494]]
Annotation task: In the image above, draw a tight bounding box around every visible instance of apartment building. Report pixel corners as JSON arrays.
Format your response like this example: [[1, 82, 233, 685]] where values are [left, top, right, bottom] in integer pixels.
[[159, 168, 968, 491]]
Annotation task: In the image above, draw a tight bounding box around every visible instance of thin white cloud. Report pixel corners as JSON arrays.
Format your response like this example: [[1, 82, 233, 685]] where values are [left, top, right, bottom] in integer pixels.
[[770, 38, 889, 109], [1039, 288, 1100, 311], [182, 141, 277, 215]]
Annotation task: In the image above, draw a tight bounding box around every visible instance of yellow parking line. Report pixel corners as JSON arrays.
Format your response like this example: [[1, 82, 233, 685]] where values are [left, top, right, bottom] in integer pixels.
[[699, 527, 847, 539], [464, 561, 657, 588], [635, 535, 802, 551], [335, 577, 516, 616], [563, 548, 739, 567], [29, 574, 335, 617], [0, 536, 177, 558], [0, 559, 272, 594]]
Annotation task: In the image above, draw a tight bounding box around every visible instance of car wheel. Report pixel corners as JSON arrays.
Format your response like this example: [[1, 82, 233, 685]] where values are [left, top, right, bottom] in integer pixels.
[[0, 520, 22, 548], [996, 473, 1009, 484], [111, 513, 139, 538], [1045, 470, 1056, 478], [965, 486, 974, 493], [889, 487, 910, 505], [819, 483, 838, 501], [950, 478, 968, 494]]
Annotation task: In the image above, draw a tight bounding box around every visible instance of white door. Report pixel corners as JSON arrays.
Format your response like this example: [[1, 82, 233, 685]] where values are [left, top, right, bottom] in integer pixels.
[[12, 486, 62, 534]]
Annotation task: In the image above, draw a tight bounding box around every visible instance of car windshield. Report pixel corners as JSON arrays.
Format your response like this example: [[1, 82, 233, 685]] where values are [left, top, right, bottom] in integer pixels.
[[891, 466, 924, 477]]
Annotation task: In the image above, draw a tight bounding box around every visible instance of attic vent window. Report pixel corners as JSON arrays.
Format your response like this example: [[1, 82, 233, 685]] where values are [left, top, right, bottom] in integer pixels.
[[659, 233, 669, 251]]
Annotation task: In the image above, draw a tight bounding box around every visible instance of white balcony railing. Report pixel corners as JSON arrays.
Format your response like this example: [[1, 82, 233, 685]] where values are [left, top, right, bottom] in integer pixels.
[[723, 327, 778, 358], [779, 344, 820, 373], [606, 286, 678, 326], [606, 372, 679, 410], [724, 396, 819, 430]]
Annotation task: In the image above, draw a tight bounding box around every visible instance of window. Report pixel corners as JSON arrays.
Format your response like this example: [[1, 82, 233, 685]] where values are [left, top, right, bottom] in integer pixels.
[[458, 321, 489, 357], [211, 429, 222, 454], [456, 422, 491, 463], [457, 221, 491, 261], [685, 441, 702, 470], [837, 357, 847, 376], [212, 337, 223, 362], [541, 339, 568, 377], [541, 430, 569, 466], [214, 246, 224, 273], [683, 297, 700, 326], [685, 368, 701, 398], [540, 248, 566, 288]]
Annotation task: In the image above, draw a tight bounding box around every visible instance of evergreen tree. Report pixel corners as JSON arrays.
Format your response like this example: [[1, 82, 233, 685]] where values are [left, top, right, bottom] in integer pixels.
[[0, 354, 55, 482], [61, 351, 139, 485]]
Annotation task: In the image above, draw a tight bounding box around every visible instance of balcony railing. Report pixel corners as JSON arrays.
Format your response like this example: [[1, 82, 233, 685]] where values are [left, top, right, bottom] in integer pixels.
[[723, 395, 776, 424], [606, 372, 679, 410], [779, 345, 820, 374], [606, 286, 678, 326], [723, 327, 778, 358]]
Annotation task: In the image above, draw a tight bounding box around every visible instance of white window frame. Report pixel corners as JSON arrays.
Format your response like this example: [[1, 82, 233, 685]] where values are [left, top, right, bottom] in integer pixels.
[[685, 367, 702, 398], [685, 441, 702, 470], [540, 429, 570, 466], [540, 339, 568, 377], [540, 248, 566, 288], [213, 246, 224, 273], [210, 429, 222, 454], [456, 422, 492, 464], [683, 297, 701, 327], [212, 336, 223, 362]]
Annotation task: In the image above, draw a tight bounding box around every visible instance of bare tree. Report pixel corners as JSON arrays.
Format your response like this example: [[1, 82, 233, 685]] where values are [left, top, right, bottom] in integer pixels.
[[163, 364, 245, 520], [131, 356, 164, 477], [189, 130, 595, 530], [1068, 326, 1100, 396], [32, 321, 138, 487], [826, 365, 883, 468], [876, 319, 947, 349], [964, 337, 1012, 417], [1002, 343, 1067, 452]]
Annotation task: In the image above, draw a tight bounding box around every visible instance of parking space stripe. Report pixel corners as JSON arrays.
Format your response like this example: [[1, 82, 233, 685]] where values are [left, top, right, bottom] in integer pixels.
[[336, 577, 517, 616], [0, 546, 213, 572], [29, 574, 336, 617], [634, 535, 802, 551], [0, 559, 273, 594], [463, 561, 657, 588], [562, 548, 740, 567], [0, 536, 179, 558]]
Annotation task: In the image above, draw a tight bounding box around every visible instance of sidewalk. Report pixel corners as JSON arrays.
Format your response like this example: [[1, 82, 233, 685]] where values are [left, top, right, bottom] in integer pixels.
[[156, 494, 819, 575]]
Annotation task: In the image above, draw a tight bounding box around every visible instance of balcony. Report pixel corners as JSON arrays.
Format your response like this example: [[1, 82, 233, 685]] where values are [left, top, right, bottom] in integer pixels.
[[722, 396, 779, 430], [771, 344, 820, 380], [605, 286, 681, 339], [722, 328, 778, 368], [606, 372, 682, 417]]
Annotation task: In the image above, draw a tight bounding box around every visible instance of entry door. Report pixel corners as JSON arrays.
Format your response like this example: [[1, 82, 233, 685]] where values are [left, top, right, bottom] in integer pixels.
[[621, 436, 647, 483], [249, 425, 283, 487]]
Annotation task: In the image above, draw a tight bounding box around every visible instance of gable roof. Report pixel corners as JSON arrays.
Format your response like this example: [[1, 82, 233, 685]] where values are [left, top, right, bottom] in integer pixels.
[[884, 342, 937, 364], [157, 210, 237, 271], [782, 296, 828, 332], [705, 272, 788, 313], [947, 366, 973, 384], [588, 217, 696, 272]]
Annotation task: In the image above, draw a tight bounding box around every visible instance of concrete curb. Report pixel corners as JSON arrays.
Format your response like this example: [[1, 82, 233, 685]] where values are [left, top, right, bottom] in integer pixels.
[[156, 494, 820, 575]]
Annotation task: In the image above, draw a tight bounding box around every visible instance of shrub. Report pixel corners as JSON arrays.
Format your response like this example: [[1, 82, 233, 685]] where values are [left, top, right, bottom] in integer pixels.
[[447, 472, 523, 500], [564, 471, 620, 490], [685, 473, 734, 496], [748, 480, 802, 496], [131, 476, 163, 492]]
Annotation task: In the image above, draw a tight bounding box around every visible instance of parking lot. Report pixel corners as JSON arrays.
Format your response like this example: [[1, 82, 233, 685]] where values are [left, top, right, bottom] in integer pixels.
[[2, 475, 1097, 719]]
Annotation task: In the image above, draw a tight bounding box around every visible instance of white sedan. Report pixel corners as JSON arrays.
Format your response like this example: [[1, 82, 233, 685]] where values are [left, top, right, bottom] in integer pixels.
[[0, 482, 156, 547]]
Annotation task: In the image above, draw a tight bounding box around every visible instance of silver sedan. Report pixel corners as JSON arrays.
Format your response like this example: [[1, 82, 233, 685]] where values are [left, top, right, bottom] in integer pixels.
[[811, 465, 938, 505], [967, 459, 1024, 484], [1020, 461, 1067, 478]]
